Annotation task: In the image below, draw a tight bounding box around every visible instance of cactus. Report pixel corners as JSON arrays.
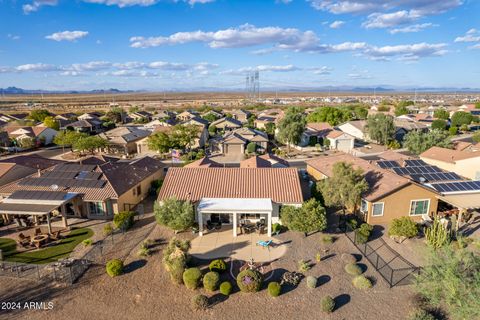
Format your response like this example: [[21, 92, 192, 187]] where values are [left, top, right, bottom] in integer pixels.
[[425, 216, 450, 250]]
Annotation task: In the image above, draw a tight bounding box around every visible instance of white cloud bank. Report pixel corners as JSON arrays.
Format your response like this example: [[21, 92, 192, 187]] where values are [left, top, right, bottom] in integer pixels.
[[46, 31, 89, 42]]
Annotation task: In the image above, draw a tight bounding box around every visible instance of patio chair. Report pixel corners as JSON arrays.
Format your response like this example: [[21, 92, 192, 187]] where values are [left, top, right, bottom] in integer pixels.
[[256, 240, 273, 250], [17, 233, 31, 248], [256, 226, 265, 235], [49, 230, 62, 241], [34, 228, 42, 236]]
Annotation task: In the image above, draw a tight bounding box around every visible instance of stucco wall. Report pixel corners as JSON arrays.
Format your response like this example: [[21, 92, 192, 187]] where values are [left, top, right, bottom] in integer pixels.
[[420, 156, 480, 180], [117, 169, 163, 212]]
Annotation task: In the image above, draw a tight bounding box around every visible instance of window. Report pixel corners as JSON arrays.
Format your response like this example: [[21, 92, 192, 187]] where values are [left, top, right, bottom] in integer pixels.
[[360, 199, 368, 213], [89, 202, 104, 216], [137, 185, 141, 196], [410, 199, 430, 216], [372, 202, 384, 217]]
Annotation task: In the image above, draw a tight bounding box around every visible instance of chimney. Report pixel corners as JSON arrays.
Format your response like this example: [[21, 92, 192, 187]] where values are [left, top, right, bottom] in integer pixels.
[[37, 168, 41, 177]]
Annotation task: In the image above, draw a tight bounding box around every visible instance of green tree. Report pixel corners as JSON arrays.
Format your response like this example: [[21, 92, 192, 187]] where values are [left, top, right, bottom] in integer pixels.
[[246, 114, 256, 128], [54, 131, 87, 149], [246, 142, 256, 154], [129, 105, 139, 113], [202, 113, 218, 123], [154, 198, 195, 232], [208, 124, 217, 136], [147, 125, 200, 153], [73, 136, 107, 154], [433, 109, 449, 120], [403, 130, 453, 155], [473, 131, 480, 143], [354, 106, 368, 120], [306, 106, 353, 126], [29, 109, 50, 122], [365, 113, 396, 145], [475, 102, 480, 109], [451, 111, 473, 127], [414, 247, 480, 320], [449, 126, 458, 136], [264, 122, 276, 135], [280, 199, 327, 236], [431, 119, 447, 131], [42, 116, 59, 130], [318, 161, 368, 214], [17, 137, 36, 149], [397, 100, 414, 108], [394, 104, 409, 116], [277, 107, 306, 153], [104, 107, 124, 123]]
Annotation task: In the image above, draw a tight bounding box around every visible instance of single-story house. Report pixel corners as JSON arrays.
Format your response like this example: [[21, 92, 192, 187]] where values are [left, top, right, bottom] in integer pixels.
[[128, 111, 153, 123], [67, 119, 104, 134], [99, 126, 151, 155], [325, 130, 355, 152], [219, 127, 268, 155], [420, 146, 480, 180], [306, 153, 440, 225], [184, 157, 223, 168], [299, 122, 333, 146], [157, 167, 304, 237], [177, 110, 200, 122], [5, 126, 58, 146], [210, 117, 242, 131], [394, 119, 429, 141], [254, 116, 276, 130], [229, 109, 251, 123], [337, 120, 367, 141], [78, 112, 103, 121]]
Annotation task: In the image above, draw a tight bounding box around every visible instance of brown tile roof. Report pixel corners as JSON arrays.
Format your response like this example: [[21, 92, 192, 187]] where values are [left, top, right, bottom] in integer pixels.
[[420, 146, 480, 164], [326, 130, 348, 139], [306, 153, 412, 202], [184, 157, 223, 168], [307, 122, 333, 132], [378, 150, 412, 162], [240, 156, 272, 168], [258, 154, 289, 167], [0, 155, 64, 170], [158, 167, 304, 204], [0, 163, 37, 187], [453, 141, 472, 151]]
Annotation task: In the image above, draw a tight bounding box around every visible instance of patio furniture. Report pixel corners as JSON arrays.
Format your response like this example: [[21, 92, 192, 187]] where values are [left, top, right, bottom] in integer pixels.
[[243, 224, 255, 234], [31, 234, 49, 249], [49, 230, 62, 241], [17, 233, 31, 248], [34, 228, 42, 236], [256, 240, 272, 249], [256, 226, 265, 235]]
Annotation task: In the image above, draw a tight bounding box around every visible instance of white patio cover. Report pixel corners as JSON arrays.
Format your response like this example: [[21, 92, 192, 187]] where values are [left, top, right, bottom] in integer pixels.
[[198, 198, 273, 213]]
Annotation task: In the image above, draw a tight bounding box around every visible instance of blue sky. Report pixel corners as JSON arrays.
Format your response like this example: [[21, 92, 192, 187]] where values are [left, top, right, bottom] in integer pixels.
[[0, 0, 479, 90]]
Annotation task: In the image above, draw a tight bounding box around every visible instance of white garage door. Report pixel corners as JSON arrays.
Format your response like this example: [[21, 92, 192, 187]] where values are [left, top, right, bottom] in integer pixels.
[[226, 144, 243, 154], [336, 139, 351, 152]]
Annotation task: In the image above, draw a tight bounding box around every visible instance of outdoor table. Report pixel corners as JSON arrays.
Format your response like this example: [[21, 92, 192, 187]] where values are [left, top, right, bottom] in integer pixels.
[[31, 234, 49, 248]]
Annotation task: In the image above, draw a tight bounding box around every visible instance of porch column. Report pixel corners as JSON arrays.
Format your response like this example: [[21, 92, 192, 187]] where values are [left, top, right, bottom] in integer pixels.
[[198, 210, 203, 236], [233, 213, 237, 237], [267, 210, 272, 237], [61, 204, 69, 228], [46, 212, 52, 234]]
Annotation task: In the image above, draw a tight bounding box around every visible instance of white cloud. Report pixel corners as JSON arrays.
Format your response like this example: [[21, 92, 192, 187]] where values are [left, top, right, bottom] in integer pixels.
[[455, 29, 480, 43], [16, 63, 59, 72], [46, 31, 89, 42], [470, 44, 480, 50], [148, 61, 190, 70], [221, 64, 300, 75], [7, 34, 21, 40], [310, 66, 333, 74], [389, 23, 437, 34], [363, 10, 420, 29], [364, 42, 447, 60], [82, 0, 214, 7], [23, 0, 57, 14], [69, 61, 112, 71], [329, 20, 345, 29]]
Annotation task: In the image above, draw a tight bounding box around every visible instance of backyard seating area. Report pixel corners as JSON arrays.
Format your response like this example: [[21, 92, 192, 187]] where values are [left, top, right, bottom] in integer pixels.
[[15, 229, 64, 249]]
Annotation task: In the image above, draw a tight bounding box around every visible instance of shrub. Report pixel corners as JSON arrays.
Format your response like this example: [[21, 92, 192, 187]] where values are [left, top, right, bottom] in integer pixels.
[[106, 259, 123, 277], [246, 142, 257, 154], [209, 259, 227, 273], [298, 259, 311, 273], [103, 223, 113, 236], [183, 268, 202, 290], [407, 309, 436, 320], [163, 237, 191, 284], [191, 294, 209, 310], [82, 239, 93, 246], [341, 253, 357, 264], [352, 275, 372, 289], [388, 217, 419, 239], [344, 263, 363, 276], [425, 217, 451, 250], [306, 276, 317, 289], [113, 211, 135, 230], [272, 223, 282, 234], [220, 281, 233, 296], [137, 247, 150, 257], [346, 218, 358, 230], [322, 235, 334, 244], [268, 282, 281, 297], [203, 271, 220, 292], [355, 223, 373, 244], [237, 269, 263, 293], [280, 271, 303, 286], [321, 295, 335, 313]]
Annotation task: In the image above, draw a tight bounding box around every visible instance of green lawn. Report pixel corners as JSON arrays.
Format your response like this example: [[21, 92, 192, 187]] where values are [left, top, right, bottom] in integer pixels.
[[0, 228, 94, 264]]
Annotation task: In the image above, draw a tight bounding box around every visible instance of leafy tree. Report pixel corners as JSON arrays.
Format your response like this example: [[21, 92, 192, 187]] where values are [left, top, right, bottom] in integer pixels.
[[397, 100, 414, 108], [104, 107, 124, 123], [394, 104, 409, 116], [17, 137, 36, 149], [246, 142, 256, 154], [431, 119, 447, 131], [354, 106, 368, 120], [129, 105, 139, 113], [475, 102, 480, 109], [54, 131, 87, 149], [73, 136, 107, 154], [147, 124, 200, 153], [43, 116, 59, 130], [365, 113, 396, 145], [449, 126, 458, 136], [433, 109, 449, 120], [246, 114, 256, 128], [451, 111, 473, 127], [473, 131, 480, 143], [202, 113, 218, 123], [154, 198, 195, 232], [29, 109, 50, 122], [277, 107, 306, 153], [280, 199, 327, 236], [318, 161, 368, 214], [403, 130, 453, 155], [264, 122, 276, 135], [306, 106, 353, 126], [148, 131, 172, 153], [414, 247, 480, 320], [208, 124, 217, 136]]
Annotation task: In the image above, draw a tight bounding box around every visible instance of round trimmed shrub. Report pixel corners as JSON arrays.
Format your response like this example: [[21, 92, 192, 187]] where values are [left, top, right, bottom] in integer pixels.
[[106, 259, 123, 277], [321, 295, 335, 313], [352, 275, 372, 289], [183, 267, 202, 290], [341, 253, 357, 264], [268, 282, 281, 297], [220, 281, 233, 296], [344, 263, 363, 276], [203, 271, 220, 292], [209, 259, 227, 273], [191, 294, 209, 310], [237, 269, 263, 293], [306, 276, 317, 289]]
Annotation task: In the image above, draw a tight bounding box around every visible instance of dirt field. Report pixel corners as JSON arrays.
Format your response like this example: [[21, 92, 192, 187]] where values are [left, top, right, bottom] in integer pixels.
[[0, 223, 418, 320]]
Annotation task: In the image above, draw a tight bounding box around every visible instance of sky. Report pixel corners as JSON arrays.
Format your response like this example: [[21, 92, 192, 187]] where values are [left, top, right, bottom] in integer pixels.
[[0, 0, 479, 91]]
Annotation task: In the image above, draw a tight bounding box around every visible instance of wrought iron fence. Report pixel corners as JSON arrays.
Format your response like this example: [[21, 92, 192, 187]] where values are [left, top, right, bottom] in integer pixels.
[[344, 225, 420, 287]]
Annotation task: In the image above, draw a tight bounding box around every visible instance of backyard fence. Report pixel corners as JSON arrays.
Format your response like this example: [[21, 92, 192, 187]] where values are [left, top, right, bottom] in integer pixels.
[[344, 225, 420, 287]]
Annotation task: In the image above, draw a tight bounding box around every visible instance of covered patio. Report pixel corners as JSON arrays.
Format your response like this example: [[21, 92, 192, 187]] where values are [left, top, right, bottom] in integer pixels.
[[197, 198, 274, 237]]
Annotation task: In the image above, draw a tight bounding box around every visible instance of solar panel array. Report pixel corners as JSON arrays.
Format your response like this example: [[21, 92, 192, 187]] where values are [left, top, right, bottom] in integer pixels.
[[42, 171, 78, 179], [392, 166, 442, 176], [410, 172, 462, 183], [55, 164, 96, 172], [404, 159, 428, 167], [9, 190, 68, 201], [430, 181, 480, 193], [19, 177, 106, 188], [376, 160, 400, 169]]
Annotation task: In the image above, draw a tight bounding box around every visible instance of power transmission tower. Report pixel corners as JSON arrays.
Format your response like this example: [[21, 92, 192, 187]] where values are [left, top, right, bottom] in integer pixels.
[[245, 70, 260, 102]]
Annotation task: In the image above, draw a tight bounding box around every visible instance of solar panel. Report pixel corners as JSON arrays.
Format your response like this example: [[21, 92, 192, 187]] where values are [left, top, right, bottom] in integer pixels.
[[55, 164, 96, 172], [430, 181, 480, 193], [377, 160, 400, 169], [42, 171, 78, 179], [404, 159, 428, 167], [9, 190, 67, 201], [392, 166, 442, 176], [19, 177, 106, 189], [410, 172, 462, 183]]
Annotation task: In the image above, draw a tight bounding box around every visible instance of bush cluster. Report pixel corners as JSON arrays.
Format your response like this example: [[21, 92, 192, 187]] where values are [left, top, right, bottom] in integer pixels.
[[237, 269, 263, 293], [388, 217, 419, 239], [321, 296, 335, 313], [183, 267, 202, 290], [209, 259, 227, 273], [407, 309, 436, 320], [203, 271, 220, 292], [355, 223, 373, 244], [268, 282, 281, 297], [162, 237, 191, 284], [106, 259, 123, 277], [220, 281, 232, 296], [113, 211, 135, 230]]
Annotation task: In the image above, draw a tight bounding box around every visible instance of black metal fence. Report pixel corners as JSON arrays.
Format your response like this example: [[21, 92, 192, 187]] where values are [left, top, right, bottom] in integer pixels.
[[344, 225, 420, 287]]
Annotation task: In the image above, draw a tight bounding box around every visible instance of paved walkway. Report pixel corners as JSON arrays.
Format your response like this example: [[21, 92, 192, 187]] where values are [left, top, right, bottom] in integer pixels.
[[190, 228, 287, 262]]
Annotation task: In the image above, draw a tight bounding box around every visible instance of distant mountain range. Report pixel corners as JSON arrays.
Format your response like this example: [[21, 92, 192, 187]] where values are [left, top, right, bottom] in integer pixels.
[[1, 86, 479, 94]]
